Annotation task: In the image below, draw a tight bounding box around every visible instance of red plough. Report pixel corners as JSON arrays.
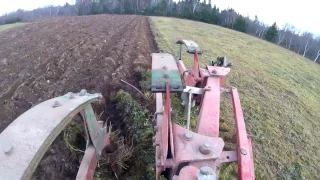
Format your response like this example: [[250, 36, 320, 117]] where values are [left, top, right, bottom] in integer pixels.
[[0, 40, 254, 180], [151, 40, 255, 179]]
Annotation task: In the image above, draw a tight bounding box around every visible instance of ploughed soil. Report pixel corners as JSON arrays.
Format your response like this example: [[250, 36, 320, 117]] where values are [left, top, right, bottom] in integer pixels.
[[0, 15, 156, 179]]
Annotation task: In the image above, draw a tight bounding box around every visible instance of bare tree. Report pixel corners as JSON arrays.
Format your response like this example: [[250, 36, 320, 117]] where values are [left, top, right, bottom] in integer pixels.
[[285, 32, 293, 49], [192, 0, 199, 14], [258, 23, 267, 39], [285, 25, 296, 50], [314, 50, 320, 62], [302, 32, 313, 57], [313, 37, 320, 62], [277, 24, 289, 45], [220, 9, 237, 28]]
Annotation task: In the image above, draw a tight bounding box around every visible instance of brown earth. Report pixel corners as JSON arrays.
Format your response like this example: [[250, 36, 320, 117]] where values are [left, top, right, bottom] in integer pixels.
[[0, 15, 156, 179]]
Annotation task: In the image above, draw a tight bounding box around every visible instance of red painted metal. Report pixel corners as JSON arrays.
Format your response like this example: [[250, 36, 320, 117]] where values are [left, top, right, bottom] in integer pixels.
[[76, 135, 110, 180], [176, 166, 198, 180], [103, 134, 111, 149], [177, 60, 187, 78], [168, 85, 175, 159], [196, 77, 221, 137], [206, 66, 230, 77], [217, 151, 238, 164], [248, 137, 255, 179], [192, 51, 200, 78], [161, 83, 170, 166], [155, 92, 164, 180], [231, 88, 254, 180], [173, 124, 224, 163], [220, 76, 227, 87], [153, 43, 254, 179], [177, 51, 201, 87], [76, 146, 98, 180]]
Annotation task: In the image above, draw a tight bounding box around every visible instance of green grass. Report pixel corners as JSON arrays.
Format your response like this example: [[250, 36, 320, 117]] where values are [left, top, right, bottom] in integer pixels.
[[0, 23, 25, 32], [150, 17, 320, 179]]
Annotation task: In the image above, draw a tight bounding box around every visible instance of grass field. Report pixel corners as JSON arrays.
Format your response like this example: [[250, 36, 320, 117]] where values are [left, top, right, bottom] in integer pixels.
[[0, 23, 25, 32], [150, 17, 320, 179]]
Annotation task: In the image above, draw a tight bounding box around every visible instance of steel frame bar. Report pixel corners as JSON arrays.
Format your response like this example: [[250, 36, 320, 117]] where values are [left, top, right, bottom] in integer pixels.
[[160, 84, 170, 166], [248, 137, 255, 179], [231, 88, 254, 179], [196, 77, 221, 137], [76, 146, 98, 180], [176, 52, 200, 87], [155, 92, 164, 179], [76, 134, 110, 180]]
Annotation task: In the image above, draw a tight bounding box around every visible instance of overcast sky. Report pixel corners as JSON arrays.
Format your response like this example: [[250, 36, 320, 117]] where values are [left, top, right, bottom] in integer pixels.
[[213, 0, 319, 35], [0, 0, 73, 15], [0, 0, 319, 35]]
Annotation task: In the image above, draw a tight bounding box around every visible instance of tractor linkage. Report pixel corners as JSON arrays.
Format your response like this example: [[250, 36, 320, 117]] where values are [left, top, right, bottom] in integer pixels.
[[151, 40, 255, 180]]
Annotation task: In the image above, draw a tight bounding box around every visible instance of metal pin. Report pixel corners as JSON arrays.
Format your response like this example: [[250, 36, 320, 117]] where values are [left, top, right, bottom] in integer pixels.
[[52, 101, 61, 108], [79, 89, 87, 96], [183, 133, 193, 141], [240, 148, 248, 155], [1, 141, 14, 155], [70, 93, 76, 99], [200, 166, 213, 175], [199, 143, 212, 155], [196, 166, 216, 180]]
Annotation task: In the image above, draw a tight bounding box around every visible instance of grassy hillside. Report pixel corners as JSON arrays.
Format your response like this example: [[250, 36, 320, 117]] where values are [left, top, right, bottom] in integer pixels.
[[0, 23, 25, 32], [150, 17, 320, 179]]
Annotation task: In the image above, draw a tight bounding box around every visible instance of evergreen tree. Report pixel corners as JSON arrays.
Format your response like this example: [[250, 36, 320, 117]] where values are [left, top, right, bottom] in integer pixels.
[[210, 4, 219, 24], [234, 15, 246, 32], [199, 0, 211, 23], [124, 0, 134, 14], [264, 22, 278, 42]]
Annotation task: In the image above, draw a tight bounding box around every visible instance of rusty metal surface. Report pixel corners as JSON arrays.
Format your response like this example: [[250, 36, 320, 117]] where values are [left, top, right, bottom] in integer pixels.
[[76, 146, 98, 180], [0, 93, 101, 179], [76, 135, 110, 180]]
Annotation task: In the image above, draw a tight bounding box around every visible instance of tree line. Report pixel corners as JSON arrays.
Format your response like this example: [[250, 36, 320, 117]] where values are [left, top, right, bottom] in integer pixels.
[[0, 0, 319, 63]]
